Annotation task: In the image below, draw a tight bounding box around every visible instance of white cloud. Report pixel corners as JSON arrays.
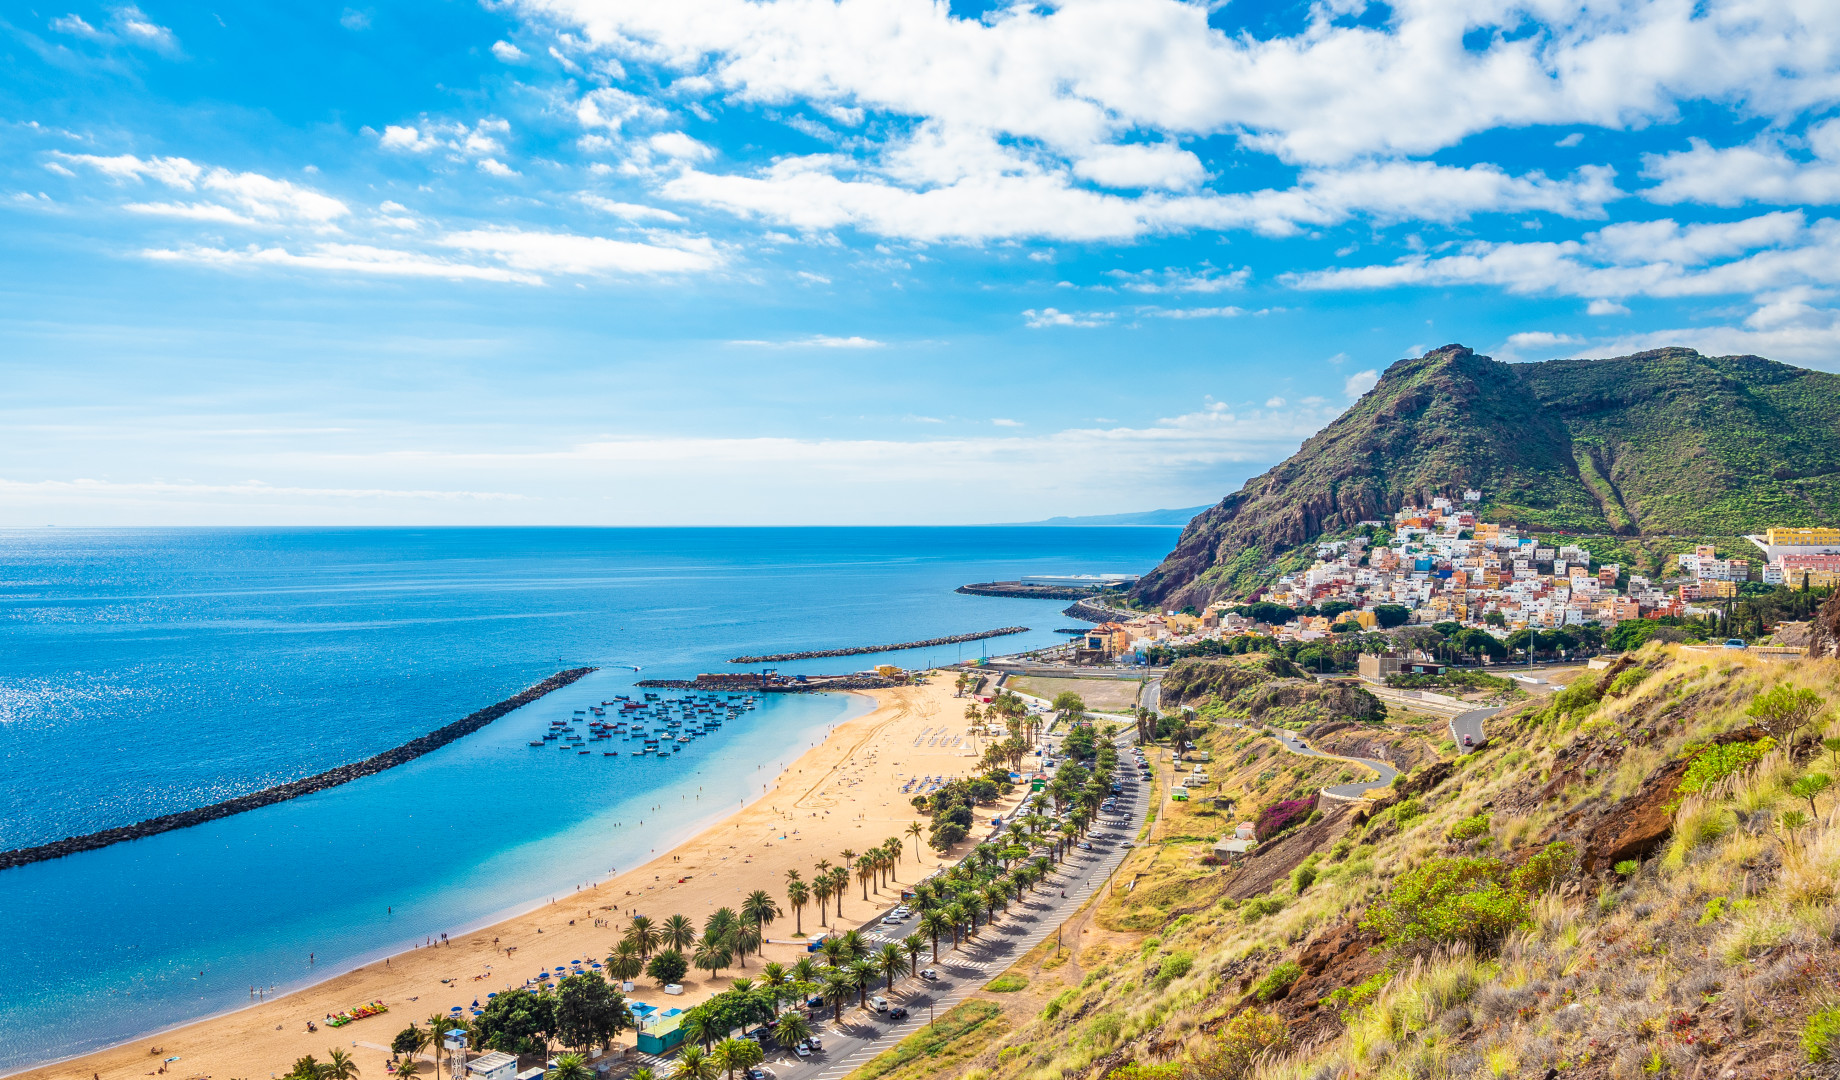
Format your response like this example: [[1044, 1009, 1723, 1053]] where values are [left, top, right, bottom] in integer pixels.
[[730, 335, 883, 348], [143, 243, 544, 284], [437, 228, 721, 276], [1265, 397, 1286, 408], [109, 5, 178, 51], [55, 152, 349, 225], [1343, 369, 1380, 398], [1555, 133, 1584, 148], [49, 13, 101, 37], [1642, 120, 1840, 206], [1286, 210, 1834, 303], [1022, 307, 1111, 328], [649, 132, 714, 161], [795, 270, 830, 284], [477, 158, 520, 178], [0, 477, 521, 502], [578, 194, 687, 222], [376, 118, 512, 159], [1586, 299, 1630, 315], [491, 39, 528, 62], [340, 8, 371, 30], [991, 418, 1023, 427], [1071, 142, 1205, 191], [1502, 331, 1583, 355], [1106, 266, 1249, 294], [1140, 306, 1249, 319]]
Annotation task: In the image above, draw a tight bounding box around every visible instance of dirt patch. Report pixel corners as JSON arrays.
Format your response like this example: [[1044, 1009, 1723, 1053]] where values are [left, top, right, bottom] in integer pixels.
[[1006, 676, 1144, 712], [1223, 803, 1353, 900]]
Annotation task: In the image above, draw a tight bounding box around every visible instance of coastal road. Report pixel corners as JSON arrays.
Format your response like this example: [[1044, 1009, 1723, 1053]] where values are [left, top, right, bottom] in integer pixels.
[[1448, 707, 1502, 755], [704, 730, 1149, 1080], [1261, 726, 1399, 800]]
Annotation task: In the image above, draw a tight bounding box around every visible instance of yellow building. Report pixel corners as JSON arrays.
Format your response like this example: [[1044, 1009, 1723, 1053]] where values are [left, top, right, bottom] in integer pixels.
[[1767, 527, 1840, 547]]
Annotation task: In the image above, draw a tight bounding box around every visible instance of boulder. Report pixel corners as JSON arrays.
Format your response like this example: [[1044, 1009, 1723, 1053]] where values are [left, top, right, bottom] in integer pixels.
[[1808, 590, 1840, 659], [1577, 725, 1767, 873]]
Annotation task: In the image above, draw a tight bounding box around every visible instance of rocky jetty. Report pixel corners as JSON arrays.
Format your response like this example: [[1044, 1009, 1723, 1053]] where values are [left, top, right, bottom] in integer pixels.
[[1062, 599, 1137, 623], [730, 626, 1028, 664], [0, 667, 596, 872], [956, 581, 1103, 600]]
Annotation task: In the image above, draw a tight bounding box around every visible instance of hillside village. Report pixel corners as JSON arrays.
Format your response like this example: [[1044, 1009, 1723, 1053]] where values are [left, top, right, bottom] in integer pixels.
[[1079, 497, 1840, 664]]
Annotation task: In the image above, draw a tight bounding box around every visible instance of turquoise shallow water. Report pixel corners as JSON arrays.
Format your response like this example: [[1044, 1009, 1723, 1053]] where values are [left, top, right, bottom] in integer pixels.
[[0, 527, 1176, 1072]]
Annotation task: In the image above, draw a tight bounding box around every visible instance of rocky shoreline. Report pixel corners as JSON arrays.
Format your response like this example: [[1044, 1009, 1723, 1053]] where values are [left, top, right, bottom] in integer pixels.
[[729, 626, 1029, 664], [1062, 599, 1139, 622], [0, 667, 596, 873]]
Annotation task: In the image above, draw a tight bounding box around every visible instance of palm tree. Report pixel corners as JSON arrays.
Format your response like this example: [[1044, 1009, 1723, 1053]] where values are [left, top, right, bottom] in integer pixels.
[[545, 1055, 591, 1080], [607, 941, 643, 985], [772, 1010, 812, 1051], [663, 914, 697, 953], [679, 1009, 720, 1052], [394, 1062, 421, 1080], [731, 923, 761, 968], [813, 860, 833, 919], [919, 911, 947, 962], [693, 934, 732, 981], [705, 907, 739, 943], [675, 1046, 717, 1080], [741, 890, 781, 955], [625, 915, 660, 960], [792, 956, 818, 985], [905, 822, 923, 861], [982, 884, 1007, 922], [875, 943, 908, 990], [963, 894, 986, 938], [828, 867, 851, 918], [630, 1070, 656, 1080], [840, 929, 868, 961], [423, 1015, 451, 1080], [856, 855, 874, 899], [943, 904, 966, 949], [325, 1050, 360, 1080], [821, 969, 853, 1022], [398, 1027, 433, 1067], [712, 1038, 762, 1080], [812, 876, 833, 928], [761, 962, 789, 992], [901, 933, 925, 977], [786, 877, 810, 936], [847, 959, 877, 1009], [818, 936, 847, 968]]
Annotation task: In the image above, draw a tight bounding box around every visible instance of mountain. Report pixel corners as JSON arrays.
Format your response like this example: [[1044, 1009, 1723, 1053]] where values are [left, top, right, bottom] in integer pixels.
[[1131, 344, 1840, 607], [999, 506, 1210, 527]]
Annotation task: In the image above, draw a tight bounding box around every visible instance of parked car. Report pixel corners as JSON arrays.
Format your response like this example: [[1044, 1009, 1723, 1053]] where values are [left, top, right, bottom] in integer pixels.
[[871, 995, 890, 1012], [920, 968, 939, 980], [1078, 841, 1093, 850], [804, 1036, 823, 1051], [888, 1006, 910, 1020], [793, 1045, 810, 1058], [1723, 638, 1748, 649]]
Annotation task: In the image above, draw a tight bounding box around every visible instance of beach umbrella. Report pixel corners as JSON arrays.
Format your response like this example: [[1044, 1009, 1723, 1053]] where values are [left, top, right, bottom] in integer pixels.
[[472, 1000, 480, 1007]]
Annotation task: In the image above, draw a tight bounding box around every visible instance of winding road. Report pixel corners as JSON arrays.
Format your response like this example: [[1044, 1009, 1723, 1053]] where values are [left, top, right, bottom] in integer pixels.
[[1448, 707, 1501, 755], [1263, 727, 1401, 799]]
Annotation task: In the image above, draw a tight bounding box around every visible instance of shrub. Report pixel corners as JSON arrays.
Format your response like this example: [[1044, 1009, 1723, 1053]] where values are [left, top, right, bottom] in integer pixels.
[[1698, 897, 1726, 926], [1192, 1008, 1288, 1079], [1748, 684, 1826, 740], [1359, 845, 1578, 953], [1253, 961, 1302, 1001], [1151, 951, 1193, 990], [1393, 796, 1425, 824], [1806, 1006, 1840, 1063], [1255, 796, 1318, 841], [1608, 667, 1647, 696], [1292, 864, 1318, 894], [985, 972, 1028, 992], [1614, 859, 1640, 877], [1241, 896, 1286, 923], [1674, 738, 1776, 806], [1320, 971, 1389, 1014], [1447, 813, 1491, 842]]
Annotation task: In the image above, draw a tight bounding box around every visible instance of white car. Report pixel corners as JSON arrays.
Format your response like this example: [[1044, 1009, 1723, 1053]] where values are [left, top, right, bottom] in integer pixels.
[[871, 996, 890, 1012], [920, 968, 938, 980], [1078, 841, 1093, 850], [793, 1046, 810, 1058]]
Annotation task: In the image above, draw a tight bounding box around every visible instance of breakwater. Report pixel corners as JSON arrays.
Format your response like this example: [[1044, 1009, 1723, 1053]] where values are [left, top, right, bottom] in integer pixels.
[[637, 673, 899, 692], [0, 667, 595, 872], [1063, 599, 1139, 622], [956, 581, 1101, 600], [728, 626, 1029, 663]]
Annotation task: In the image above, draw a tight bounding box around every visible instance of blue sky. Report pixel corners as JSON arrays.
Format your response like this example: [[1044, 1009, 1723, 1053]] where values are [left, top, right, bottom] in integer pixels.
[[4, 0, 1840, 525]]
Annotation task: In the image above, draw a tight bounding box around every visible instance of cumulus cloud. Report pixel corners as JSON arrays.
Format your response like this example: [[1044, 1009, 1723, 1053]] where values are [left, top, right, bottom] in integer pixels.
[[54, 152, 349, 225], [1022, 307, 1111, 328], [376, 118, 512, 160], [1344, 369, 1380, 398], [436, 228, 721, 276], [491, 40, 527, 62], [729, 335, 883, 348], [1642, 120, 1840, 206], [578, 194, 686, 222], [1106, 266, 1250, 294]]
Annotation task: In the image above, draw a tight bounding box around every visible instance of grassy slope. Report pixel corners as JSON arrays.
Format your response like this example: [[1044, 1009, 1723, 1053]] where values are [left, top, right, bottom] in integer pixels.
[[911, 650, 1840, 1080]]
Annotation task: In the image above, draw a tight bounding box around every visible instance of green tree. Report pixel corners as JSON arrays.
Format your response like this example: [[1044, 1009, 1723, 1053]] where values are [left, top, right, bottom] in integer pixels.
[[624, 915, 660, 959], [555, 973, 629, 1054], [772, 1010, 812, 1050], [784, 874, 809, 936], [674, 1047, 718, 1080], [1748, 684, 1827, 741], [1792, 773, 1834, 817], [712, 1038, 763, 1080], [323, 1050, 359, 1080], [544, 1055, 591, 1080], [1050, 691, 1086, 714], [693, 934, 733, 980], [393, 1062, 420, 1080], [661, 913, 696, 952], [646, 949, 688, 986], [472, 988, 557, 1057], [606, 941, 643, 984], [391, 1026, 430, 1059], [875, 942, 909, 990], [901, 933, 925, 976], [821, 970, 853, 1022], [287, 1056, 324, 1080], [905, 821, 923, 860], [678, 1007, 720, 1052]]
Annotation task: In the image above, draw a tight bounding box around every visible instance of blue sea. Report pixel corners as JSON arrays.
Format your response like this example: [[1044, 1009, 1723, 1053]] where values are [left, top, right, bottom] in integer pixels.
[[0, 527, 1176, 1073]]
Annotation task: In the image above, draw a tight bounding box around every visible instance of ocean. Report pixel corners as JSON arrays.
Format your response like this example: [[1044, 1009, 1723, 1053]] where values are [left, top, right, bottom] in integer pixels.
[[0, 527, 1177, 1072]]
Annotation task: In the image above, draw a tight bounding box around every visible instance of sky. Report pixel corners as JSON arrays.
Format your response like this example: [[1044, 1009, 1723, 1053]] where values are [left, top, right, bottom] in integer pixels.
[[4, 0, 1840, 525]]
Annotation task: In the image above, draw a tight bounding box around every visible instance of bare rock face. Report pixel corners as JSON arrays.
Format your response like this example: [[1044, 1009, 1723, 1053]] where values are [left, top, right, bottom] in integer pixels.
[[1574, 725, 1767, 873], [1808, 589, 1840, 659]]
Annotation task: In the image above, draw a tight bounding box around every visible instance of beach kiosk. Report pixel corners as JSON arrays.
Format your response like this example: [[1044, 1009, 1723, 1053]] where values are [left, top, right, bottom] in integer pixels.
[[634, 1006, 686, 1055], [467, 1052, 517, 1080]]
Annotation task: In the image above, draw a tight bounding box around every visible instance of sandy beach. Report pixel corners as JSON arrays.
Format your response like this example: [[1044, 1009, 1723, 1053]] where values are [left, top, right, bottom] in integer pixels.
[[16, 672, 1023, 1080]]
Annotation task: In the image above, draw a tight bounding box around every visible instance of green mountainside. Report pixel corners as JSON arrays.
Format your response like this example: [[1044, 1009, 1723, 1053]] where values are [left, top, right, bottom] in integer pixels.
[[1131, 344, 1840, 607]]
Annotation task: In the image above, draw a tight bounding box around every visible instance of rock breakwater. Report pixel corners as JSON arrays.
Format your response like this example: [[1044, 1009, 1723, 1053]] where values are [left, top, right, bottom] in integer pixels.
[[0, 667, 596, 873], [637, 673, 900, 691], [729, 627, 1028, 664]]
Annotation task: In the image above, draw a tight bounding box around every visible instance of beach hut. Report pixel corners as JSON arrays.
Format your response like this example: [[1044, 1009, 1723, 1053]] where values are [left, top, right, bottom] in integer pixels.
[[466, 1052, 517, 1080]]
